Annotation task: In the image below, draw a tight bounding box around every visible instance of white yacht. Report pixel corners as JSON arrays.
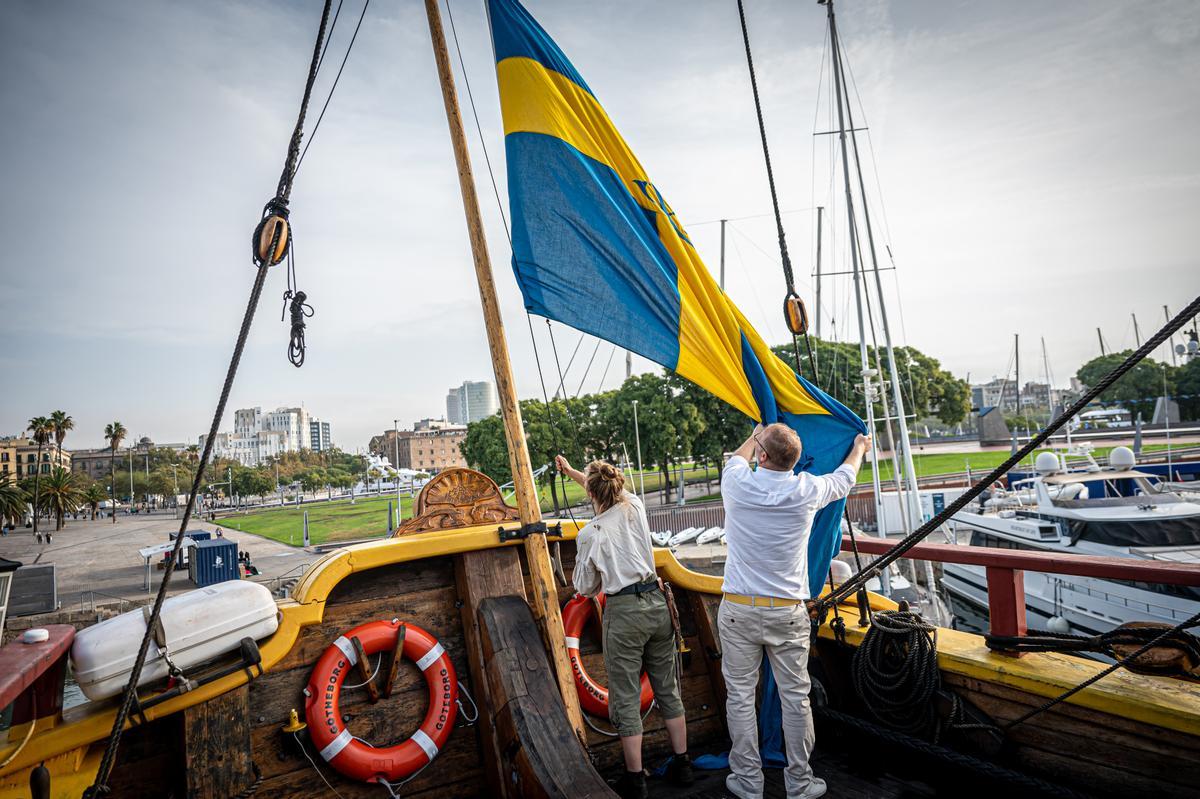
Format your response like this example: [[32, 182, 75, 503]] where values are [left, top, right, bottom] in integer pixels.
[[943, 446, 1200, 636]]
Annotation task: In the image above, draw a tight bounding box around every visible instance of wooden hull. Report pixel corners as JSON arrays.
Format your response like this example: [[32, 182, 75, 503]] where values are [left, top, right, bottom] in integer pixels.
[[3, 513, 1198, 797]]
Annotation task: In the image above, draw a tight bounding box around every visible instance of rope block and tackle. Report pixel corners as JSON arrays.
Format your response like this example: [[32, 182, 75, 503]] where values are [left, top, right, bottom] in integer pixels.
[[783, 293, 809, 335], [252, 199, 291, 267]]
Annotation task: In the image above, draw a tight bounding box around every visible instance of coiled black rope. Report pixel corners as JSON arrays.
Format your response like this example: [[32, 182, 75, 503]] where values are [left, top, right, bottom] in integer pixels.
[[818, 294, 1200, 615], [82, 4, 334, 795], [851, 609, 940, 738]]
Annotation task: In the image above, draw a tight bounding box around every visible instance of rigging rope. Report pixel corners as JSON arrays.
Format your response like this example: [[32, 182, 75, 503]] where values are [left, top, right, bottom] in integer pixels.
[[83, 4, 334, 794], [296, 0, 371, 172], [734, 0, 811, 380], [817, 294, 1200, 615]]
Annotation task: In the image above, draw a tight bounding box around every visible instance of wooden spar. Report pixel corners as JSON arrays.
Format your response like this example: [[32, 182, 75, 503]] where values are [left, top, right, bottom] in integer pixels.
[[422, 0, 586, 742]]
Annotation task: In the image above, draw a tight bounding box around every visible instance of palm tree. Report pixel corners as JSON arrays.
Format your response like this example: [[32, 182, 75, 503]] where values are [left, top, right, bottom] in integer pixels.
[[26, 416, 51, 539], [0, 474, 28, 529], [82, 482, 107, 521], [39, 468, 83, 531], [104, 421, 127, 524], [49, 410, 73, 467]]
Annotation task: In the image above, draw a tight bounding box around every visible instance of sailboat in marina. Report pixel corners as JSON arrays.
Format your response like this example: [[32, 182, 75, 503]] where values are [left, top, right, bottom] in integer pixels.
[[2, 1, 1199, 798]]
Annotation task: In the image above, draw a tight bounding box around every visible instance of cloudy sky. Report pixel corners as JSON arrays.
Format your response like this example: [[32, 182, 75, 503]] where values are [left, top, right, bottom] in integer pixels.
[[2, 0, 1198, 451]]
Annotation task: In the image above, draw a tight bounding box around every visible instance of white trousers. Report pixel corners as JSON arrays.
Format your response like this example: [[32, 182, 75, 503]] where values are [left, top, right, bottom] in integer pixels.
[[718, 598, 817, 799]]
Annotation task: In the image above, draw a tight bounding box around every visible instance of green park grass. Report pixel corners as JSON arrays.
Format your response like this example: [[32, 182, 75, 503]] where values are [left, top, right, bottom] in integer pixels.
[[217, 465, 723, 547], [220, 445, 1177, 546], [860, 443, 1172, 485]]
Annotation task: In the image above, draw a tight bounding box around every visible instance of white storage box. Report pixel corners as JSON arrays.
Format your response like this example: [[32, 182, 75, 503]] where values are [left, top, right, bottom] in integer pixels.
[[71, 580, 279, 701]]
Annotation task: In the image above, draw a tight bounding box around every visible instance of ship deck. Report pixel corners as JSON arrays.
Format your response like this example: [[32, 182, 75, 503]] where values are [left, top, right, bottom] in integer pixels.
[[628, 745, 936, 799]]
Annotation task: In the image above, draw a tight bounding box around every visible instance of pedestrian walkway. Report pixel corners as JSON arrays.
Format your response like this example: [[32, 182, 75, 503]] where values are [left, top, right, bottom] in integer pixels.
[[0, 515, 311, 610]]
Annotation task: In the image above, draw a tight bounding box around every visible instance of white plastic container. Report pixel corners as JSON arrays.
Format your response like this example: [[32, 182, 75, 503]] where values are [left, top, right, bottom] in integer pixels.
[[71, 580, 279, 701]]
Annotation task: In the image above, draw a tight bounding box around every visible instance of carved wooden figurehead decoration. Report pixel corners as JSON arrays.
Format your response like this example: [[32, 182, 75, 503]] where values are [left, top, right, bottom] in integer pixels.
[[393, 467, 520, 536]]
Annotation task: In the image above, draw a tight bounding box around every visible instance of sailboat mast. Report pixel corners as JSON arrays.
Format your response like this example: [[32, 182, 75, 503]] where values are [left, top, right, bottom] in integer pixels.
[[828, 0, 923, 534], [825, 0, 890, 584], [422, 0, 584, 738], [814, 206, 823, 339]]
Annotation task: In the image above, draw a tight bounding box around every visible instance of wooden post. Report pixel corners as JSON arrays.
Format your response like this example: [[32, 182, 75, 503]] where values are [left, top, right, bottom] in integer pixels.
[[423, 0, 585, 742], [986, 566, 1027, 652]]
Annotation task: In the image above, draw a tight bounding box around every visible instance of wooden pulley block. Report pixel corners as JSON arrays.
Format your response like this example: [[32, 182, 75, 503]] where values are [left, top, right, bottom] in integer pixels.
[[254, 214, 289, 266], [784, 294, 809, 335]]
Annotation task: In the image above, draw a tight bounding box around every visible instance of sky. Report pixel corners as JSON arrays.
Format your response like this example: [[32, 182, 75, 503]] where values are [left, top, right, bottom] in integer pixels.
[[2, 0, 1198, 451]]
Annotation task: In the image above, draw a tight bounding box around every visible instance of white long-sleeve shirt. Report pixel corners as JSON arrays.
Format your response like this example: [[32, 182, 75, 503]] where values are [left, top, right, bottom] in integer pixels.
[[721, 455, 857, 600], [573, 491, 656, 597]]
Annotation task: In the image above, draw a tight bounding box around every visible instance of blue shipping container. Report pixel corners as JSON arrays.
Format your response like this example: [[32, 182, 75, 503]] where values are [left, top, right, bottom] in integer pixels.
[[169, 530, 212, 567], [188, 539, 240, 587]]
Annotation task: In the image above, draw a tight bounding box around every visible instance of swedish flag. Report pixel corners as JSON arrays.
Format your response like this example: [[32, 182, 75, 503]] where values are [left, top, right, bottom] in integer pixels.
[[490, 0, 866, 595]]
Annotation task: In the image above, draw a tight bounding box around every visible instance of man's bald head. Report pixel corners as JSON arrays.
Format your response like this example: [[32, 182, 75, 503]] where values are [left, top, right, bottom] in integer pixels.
[[758, 423, 802, 470]]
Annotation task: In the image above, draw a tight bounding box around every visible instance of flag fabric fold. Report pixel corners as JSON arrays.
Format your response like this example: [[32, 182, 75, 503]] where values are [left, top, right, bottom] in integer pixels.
[[489, 0, 866, 595]]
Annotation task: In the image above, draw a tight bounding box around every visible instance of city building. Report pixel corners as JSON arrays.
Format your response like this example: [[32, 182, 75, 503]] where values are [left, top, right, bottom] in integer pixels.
[[1, 436, 71, 480], [369, 422, 467, 474], [70, 438, 190, 481], [970, 378, 1020, 412], [310, 419, 332, 451], [202, 405, 325, 466], [446, 380, 499, 425]]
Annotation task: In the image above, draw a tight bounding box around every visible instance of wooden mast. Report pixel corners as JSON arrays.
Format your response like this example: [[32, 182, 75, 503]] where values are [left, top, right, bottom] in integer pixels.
[[422, 0, 585, 742]]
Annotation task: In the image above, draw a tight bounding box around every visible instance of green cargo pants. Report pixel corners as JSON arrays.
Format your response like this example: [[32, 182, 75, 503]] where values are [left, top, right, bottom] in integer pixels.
[[601, 589, 685, 736]]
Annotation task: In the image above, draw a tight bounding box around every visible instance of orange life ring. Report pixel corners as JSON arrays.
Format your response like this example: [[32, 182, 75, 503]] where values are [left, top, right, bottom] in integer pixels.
[[305, 620, 457, 783], [562, 594, 654, 718]]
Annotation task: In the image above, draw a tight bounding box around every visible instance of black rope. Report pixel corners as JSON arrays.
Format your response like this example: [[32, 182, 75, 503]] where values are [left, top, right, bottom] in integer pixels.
[[279, 241, 314, 367], [296, 0, 370, 173], [735, 0, 808, 379], [851, 609, 941, 738], [818, 293, 1200, 613], [1002, 608, 1200, 731], [83, 4, 333, 795]]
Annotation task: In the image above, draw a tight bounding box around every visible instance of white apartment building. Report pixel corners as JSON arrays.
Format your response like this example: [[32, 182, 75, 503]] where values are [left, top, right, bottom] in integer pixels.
[[203, 406, 327, 466], [446, 381, 499, 425]]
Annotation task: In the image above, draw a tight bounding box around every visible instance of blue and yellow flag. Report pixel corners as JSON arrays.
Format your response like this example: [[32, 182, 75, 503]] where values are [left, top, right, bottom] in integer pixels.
[[489, 0, 866, 595]]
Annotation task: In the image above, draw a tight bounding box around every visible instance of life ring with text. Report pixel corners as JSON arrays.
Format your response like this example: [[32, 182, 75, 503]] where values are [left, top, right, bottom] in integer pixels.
[[562, 594, 654, 718], [304, 620, 457, 783]]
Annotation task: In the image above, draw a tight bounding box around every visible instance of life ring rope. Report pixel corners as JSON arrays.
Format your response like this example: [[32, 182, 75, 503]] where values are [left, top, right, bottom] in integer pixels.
[[304, 620, 458, 784], [562, 594, 655, 719]]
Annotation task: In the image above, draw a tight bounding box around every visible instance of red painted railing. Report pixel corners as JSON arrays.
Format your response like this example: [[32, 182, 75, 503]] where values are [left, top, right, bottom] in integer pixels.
[[839, 536, 1200, 640]]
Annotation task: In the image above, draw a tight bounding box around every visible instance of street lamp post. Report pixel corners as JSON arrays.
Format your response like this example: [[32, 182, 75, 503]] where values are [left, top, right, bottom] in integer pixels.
[[128, 447, 134, 512], [394, 419, 402, 522], [631, 399, 645, 499]]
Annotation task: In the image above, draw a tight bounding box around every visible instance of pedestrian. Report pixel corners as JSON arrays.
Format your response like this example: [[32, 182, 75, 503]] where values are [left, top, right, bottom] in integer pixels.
[[719, 423, 871, 799], [556, 454, 692, 799]]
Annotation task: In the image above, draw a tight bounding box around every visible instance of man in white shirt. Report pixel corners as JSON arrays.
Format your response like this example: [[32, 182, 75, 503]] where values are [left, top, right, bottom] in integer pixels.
[[720, 423, 871, 799]]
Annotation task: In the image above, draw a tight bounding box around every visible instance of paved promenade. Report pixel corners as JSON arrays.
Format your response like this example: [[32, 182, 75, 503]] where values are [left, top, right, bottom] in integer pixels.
[[0, 514, 312, 611]]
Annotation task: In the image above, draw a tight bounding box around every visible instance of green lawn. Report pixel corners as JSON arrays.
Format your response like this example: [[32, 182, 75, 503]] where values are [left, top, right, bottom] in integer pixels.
[[219, 465, 722, 547], [860, 443, 1173, 485], [223, 443, 1174, 544], [215, 494, 417, 546]]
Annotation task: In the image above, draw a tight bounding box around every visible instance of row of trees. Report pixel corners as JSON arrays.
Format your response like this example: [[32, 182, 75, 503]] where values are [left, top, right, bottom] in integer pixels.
[[1, 470, 109, 531], [461, 338, 969, 500], [1075, 350, 1200, 421]]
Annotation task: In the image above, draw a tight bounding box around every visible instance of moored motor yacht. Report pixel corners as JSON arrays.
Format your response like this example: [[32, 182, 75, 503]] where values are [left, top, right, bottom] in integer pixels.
[[944, 446, 1200, 635]]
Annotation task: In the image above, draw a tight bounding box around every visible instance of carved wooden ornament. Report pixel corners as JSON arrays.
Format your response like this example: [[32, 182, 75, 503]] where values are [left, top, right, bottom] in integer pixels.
[[393, 468, 520, 535]]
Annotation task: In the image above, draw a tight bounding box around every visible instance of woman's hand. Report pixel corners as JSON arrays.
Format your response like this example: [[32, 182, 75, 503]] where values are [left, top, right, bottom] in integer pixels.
[[556, 455, 586, 488]]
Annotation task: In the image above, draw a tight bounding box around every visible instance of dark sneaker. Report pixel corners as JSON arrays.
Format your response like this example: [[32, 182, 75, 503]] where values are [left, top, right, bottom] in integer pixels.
[[609, 770, 648, 799], [665, 753, 694, 787]]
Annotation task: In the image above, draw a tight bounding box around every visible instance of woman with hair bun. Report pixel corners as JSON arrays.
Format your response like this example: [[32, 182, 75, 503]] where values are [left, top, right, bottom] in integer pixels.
[[556, 455, 691, 799]]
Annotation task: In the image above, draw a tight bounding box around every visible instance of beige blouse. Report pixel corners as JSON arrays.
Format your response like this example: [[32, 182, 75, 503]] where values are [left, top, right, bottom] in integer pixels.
[[572, 491, 656, 597]]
